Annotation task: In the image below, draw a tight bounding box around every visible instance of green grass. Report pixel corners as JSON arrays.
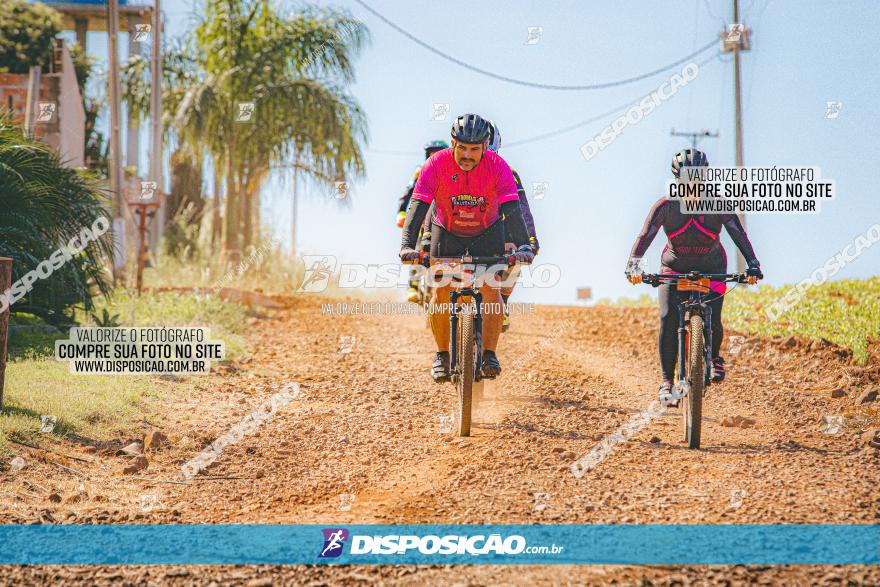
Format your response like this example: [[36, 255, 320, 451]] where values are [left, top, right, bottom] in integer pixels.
[[595, 293, 654, 308], [723, 277, 880, 362], [1, 289, 251, 454], [5, 319, 62, 361], [144, 237, 304, 295], [606, 277, 880, 363], [80, 289, 250, 358], [0, 360, 160, 452]]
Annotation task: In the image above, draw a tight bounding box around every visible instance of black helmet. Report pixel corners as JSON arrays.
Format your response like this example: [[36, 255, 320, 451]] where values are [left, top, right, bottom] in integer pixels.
[[671, 148, 709, 178], [451, 114, 491, 145]]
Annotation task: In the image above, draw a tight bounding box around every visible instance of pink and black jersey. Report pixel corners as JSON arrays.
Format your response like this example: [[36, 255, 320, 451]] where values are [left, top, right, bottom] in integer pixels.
[[411, 148, 519, 238], [630, 197, 758, 274]]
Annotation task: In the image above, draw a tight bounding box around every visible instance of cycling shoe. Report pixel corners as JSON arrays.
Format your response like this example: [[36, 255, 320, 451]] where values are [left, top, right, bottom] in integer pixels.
[[481, 350, 501, 378], [658, 380, 678, 407], [711, 356, 725, 383], [432, 352, 450, 383]]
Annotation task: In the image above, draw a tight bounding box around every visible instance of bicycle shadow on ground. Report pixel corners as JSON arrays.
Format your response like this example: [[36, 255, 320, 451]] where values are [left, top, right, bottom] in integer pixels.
[[636, 437, 851, 457], [478, 420, 599, 442]]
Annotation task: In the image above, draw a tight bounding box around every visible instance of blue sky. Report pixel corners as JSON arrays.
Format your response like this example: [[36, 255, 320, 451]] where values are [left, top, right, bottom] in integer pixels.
[[76, 0, 880, 304]]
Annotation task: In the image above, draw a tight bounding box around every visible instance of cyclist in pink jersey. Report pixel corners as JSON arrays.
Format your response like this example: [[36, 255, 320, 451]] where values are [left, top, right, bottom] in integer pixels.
[[400, 113, 534, 382], [411, 147, 517, 235]]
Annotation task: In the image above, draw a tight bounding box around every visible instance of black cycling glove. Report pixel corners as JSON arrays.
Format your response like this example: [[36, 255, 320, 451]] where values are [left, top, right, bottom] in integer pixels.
[[746, 260, 763, 279]]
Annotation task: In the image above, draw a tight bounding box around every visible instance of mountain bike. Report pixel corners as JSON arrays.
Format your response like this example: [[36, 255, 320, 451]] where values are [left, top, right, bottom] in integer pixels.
[[642, 271, 750, 449], [408, 252, 525, 436]]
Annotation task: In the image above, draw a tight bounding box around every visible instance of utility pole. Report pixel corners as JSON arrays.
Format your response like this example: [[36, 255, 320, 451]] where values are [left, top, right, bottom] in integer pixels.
[[291, 167, 299, 255], [107, 0, 126, 282], [149, 0, 164, 249], [670, 128, 719, 151], [0, 257, 11, 407], [721, 0, 751, 272], [127, 16, 141, 173]]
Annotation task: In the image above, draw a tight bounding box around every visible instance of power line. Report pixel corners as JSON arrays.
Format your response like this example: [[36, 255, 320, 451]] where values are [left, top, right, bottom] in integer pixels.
[[367, 148, 419, 156], [702, 0, 727, 24], [670, 128, 719, 150], [505, 52, 721, 148], [366, 52, 721, 153], [504, 101, 640, 149], [354, 0, 719, 91], [686, 0, 701, 129], [364, 49, 720, 154], [745, 0, 771, 113]]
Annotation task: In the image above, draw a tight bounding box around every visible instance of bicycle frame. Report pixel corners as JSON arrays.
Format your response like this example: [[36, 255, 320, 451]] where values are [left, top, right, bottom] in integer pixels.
[[675, 288, 713, 392], [643, 271, 748, 395], [449, 287, 483, 380], [431, 254, 514, 381]]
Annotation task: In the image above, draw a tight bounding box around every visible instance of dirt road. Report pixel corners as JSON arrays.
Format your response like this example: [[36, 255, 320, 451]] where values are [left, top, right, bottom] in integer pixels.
[[2, 296, 879, 585]]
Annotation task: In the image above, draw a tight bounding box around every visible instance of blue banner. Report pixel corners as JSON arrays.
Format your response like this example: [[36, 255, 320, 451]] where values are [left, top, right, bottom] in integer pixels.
[[0, 524, 877, 565]]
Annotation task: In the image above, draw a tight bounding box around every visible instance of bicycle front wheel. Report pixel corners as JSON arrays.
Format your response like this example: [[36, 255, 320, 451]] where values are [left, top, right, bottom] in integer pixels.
[[683, 313, 705, 449], [457, 305, 476, 436]]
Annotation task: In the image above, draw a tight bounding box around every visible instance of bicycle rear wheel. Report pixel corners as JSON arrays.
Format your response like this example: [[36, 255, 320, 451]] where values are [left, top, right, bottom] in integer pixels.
[[456, 305, 476, 436], [683, 313, 705, 449]]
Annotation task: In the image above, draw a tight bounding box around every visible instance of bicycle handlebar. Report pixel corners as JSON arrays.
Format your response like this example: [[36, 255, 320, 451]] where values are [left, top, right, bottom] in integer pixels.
[[403, 251, 529, 268], [640, 271, 750, 287]]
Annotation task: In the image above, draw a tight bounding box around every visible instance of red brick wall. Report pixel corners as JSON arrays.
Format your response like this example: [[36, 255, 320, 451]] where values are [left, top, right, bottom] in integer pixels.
[[0, 73, 31, 124], [0, 69, 83, 166], [0, 74, 56, 141]]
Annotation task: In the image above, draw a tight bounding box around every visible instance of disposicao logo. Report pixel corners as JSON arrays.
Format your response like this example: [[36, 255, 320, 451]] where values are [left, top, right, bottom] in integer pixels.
[[319, 528, 349, 558], [317, 529, 563, 559], [349, 533, 529, 555]]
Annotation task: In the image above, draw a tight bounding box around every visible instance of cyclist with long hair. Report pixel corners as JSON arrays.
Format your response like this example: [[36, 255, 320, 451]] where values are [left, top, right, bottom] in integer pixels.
[[625, 148, 763, 403]]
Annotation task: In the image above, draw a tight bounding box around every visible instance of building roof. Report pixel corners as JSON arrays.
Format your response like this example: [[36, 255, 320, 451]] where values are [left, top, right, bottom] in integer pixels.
[[32, 1, 154, 32]]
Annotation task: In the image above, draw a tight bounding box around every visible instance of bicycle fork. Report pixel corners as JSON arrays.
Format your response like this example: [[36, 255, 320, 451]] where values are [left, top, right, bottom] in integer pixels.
[[675, 299, 715, 393], [448, 289, 484, 380], [703, 304, 714, 383], [676, 304, 688, 399]]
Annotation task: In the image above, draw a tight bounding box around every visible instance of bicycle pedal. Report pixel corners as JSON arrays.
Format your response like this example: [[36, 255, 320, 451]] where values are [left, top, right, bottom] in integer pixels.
[[672, 381, 690, 400]]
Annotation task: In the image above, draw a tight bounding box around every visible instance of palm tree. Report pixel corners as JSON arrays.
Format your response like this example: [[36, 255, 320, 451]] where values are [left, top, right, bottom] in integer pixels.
[[0, 115, 114, 324], [122, 1, 369, 257]]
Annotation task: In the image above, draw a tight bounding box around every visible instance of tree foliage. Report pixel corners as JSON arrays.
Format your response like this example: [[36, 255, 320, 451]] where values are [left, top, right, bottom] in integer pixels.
[[0, 0, 61, 74], [121, 1, 369, 253], [0, 116, 114, 324]]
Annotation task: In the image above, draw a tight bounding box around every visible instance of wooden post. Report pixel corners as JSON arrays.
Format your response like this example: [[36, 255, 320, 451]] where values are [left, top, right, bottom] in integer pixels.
[[23, 65, 42, 138], [127, 201, 160, 294], [0, 257, 12, 407], [136, 207, 148, 294], [74, 18, 88, 53]]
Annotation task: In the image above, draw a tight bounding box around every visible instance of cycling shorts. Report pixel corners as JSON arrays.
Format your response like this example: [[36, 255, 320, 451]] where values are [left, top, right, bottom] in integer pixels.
[[430, 219, 505, 258]]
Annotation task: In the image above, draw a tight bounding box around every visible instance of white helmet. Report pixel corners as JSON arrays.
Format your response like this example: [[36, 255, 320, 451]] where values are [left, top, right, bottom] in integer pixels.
[[487, 120, 501, 153]]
